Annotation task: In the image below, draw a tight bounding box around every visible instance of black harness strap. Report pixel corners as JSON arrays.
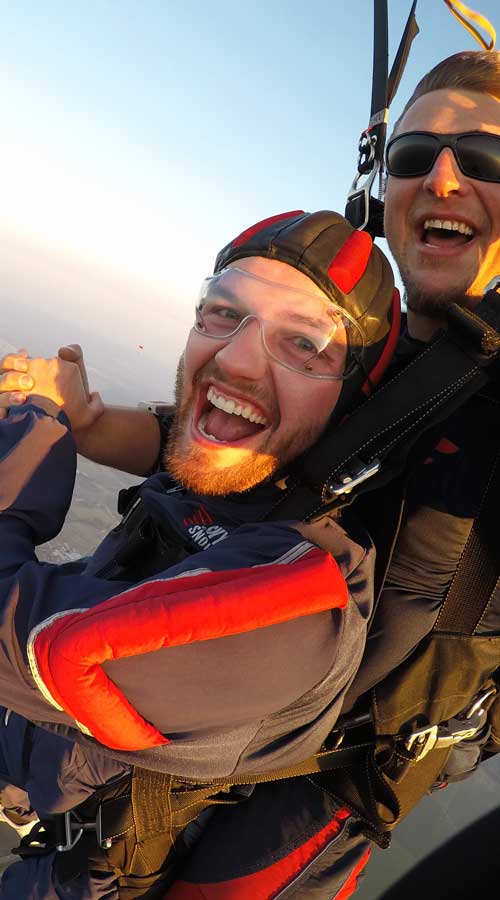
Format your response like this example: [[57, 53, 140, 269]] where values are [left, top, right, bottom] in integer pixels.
[[176, 742, 371, 790], [345, 1, 419, 235], [316, 404, 500, 837], [435, 444, 500, 635], [267, 289, 500, 524]]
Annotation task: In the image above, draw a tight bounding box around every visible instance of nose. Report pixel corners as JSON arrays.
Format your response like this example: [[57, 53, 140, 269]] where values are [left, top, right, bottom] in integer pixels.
[[423, 147, 465, 198], [214, 318, 268, 379]]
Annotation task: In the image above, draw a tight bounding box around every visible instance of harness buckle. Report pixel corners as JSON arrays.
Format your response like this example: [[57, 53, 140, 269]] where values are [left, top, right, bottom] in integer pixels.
[[464, 686, 497, 720], [404, 725, 438, 761], [345, 163, 380, 232], [56, 805, 112, 853], [324, 458, 381, 501], [403, 690, 494, 763], [434, 725, 480, 748]]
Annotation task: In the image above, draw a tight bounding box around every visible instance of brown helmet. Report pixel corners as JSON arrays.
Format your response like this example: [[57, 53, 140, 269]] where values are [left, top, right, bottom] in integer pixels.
[[215, 209, 400, 416]]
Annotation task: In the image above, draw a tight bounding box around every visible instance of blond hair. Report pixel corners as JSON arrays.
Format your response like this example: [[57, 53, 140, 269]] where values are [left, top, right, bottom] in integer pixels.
[[394, 50, 500, 132]]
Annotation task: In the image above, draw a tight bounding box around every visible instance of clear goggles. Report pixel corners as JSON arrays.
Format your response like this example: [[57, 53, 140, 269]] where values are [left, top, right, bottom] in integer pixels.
[[194, 267, 364, 380]]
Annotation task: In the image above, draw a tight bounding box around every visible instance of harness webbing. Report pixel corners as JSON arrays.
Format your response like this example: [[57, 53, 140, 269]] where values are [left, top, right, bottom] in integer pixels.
[[176, 742, 371, 790], [435, 443, 500, 635], [267, 288, 500, 524], [345, 1, 419, 234]]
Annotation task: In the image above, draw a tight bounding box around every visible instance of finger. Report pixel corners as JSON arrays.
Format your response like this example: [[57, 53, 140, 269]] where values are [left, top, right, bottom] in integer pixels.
[[0, 391, 27, 408], [58, 344, 89, 396], [0, 409, 6, 420], [58, 344, 82, 363], [0, 354, 30, 373], [0, 372, 34, 393], [88, 392, 104, 416]]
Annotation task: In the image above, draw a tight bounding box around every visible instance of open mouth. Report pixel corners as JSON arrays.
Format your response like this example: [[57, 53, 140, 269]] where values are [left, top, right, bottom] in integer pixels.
[[196, 384, 271, 444], [421, 218, 475, 250]]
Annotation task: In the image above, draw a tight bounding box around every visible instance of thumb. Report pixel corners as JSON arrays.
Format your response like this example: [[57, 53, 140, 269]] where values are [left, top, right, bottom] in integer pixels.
[[58, 344, 82, 363], [58, 344, 90, 397], [87, 391, 104, 418]]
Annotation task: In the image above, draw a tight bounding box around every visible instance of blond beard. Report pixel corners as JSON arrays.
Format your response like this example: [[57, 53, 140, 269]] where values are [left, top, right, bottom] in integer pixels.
[[164, 358, 310, 495], [166, 437, 278, 495]]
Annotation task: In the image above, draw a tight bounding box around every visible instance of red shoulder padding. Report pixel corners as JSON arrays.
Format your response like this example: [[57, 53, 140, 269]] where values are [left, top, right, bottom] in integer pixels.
[[31, 548, 347, 751], [327, 230, 373, 294], [165, 809, 354, 899], [232, 211, 304, 248]]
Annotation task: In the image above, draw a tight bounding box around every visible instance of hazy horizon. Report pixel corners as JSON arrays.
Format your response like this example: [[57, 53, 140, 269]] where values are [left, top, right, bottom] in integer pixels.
[[1, 226, 192, 406]]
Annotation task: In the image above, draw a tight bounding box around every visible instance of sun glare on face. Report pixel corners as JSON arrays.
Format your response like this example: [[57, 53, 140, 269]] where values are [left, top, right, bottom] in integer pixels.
[[166, 258, 345, 495]]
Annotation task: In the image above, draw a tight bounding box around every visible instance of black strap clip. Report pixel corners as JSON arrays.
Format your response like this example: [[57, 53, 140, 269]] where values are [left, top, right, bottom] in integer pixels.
[[345, 158, 383, 234], [55, 805, 112, 853]]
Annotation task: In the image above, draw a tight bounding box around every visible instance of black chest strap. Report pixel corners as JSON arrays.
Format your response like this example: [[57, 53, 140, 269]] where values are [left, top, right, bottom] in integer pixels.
[[435, 443, 500, 635], [267, 288, 500, 524], [319, 432, 500, 838]]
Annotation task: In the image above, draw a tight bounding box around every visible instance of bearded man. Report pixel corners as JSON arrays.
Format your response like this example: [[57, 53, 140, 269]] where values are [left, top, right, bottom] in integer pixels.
[[0, 210, 399, 899]]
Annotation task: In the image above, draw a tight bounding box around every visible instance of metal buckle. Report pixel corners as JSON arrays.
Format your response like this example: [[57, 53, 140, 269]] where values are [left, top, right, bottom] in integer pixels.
[[403, 692, 494, 763], [328, 728, 345, 750], [357, 130, 378, 174], [436, 726, 480, 746], [324, 459, 381, 501], [345, 166, 380, 232], [405, 725, 438, 761], [465, 686, 497, 720], [56, 806, 112, 853]]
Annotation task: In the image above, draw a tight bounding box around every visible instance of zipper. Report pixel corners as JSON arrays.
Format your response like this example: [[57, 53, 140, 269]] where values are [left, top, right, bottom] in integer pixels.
[[271, 815, 353, 900]]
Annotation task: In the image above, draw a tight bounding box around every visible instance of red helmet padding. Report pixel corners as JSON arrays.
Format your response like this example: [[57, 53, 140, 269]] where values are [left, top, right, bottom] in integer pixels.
[[232, 211, 305, 248], [327, 230, 373, 294]]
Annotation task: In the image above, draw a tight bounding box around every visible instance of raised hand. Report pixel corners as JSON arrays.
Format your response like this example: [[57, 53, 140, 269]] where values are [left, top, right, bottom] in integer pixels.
[[0, 346, 104, 430], [0, 350, 34, 419]]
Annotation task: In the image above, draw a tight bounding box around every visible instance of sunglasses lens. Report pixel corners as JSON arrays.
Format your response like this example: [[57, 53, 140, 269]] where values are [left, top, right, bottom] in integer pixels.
[[386, 133, 438, 177], [457, 134, 500, 182]]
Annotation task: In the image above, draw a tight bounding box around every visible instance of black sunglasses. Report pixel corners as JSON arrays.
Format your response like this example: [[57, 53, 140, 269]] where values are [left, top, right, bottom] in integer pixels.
[[385, 131, 500, 183]]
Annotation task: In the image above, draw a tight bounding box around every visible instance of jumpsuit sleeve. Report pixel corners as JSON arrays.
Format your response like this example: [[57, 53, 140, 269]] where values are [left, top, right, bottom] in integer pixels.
[[0, 405, 363, 779]]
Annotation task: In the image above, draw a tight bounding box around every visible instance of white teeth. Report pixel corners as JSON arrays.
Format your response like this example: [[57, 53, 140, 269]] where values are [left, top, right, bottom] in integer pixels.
[[423, 218, 474, 236], [206, 386, 268, 425]]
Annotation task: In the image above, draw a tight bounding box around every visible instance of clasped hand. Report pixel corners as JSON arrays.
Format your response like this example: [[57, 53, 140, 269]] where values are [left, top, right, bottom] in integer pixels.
[[0, 345, 104, 431]]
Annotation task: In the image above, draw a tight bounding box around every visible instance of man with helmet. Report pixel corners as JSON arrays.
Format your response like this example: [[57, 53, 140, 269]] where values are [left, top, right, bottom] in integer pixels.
[[4, 46, 500, 900], [0, 210, 399, 898]]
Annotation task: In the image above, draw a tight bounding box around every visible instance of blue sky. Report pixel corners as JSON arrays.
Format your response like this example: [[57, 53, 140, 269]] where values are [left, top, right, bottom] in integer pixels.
[[1, 0, 499, 393]]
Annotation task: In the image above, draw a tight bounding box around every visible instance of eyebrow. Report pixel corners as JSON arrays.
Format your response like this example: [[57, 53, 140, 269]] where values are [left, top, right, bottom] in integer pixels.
[[205, 283, 334, 331], [205, 283, 241, 304], [285, 310, 336, 331]]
